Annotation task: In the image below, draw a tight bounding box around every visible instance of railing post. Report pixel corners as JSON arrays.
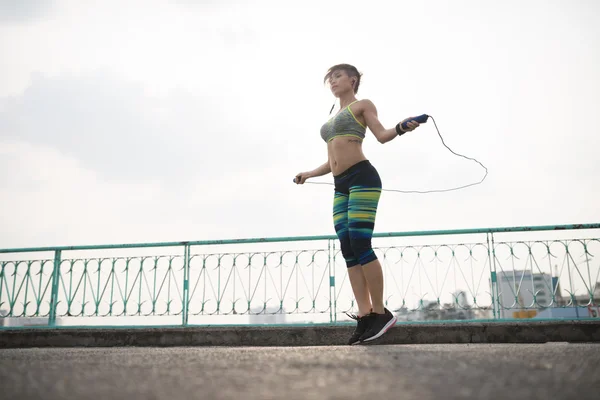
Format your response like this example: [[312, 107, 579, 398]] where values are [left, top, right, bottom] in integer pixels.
[[182, 244, 190, 326], [487, 232, 499, 319], [328, 239, 336, 324], [48, 250, 61, 326]]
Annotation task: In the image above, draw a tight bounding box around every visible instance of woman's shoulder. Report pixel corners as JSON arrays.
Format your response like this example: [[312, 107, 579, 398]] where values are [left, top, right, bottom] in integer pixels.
[[353, 99, 377, 113]]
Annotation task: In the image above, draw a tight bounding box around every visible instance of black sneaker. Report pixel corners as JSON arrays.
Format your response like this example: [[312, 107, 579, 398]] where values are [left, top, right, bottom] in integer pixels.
[[358, 308, 397, 343], [345, 312, 376, 345]]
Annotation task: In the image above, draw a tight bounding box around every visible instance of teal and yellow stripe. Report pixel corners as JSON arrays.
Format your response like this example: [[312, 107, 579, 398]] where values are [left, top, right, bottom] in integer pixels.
[[333, 185, 381, 267]]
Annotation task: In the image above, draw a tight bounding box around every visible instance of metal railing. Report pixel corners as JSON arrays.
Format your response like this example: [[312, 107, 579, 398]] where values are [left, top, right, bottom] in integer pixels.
[[1, 223, 599, 328]]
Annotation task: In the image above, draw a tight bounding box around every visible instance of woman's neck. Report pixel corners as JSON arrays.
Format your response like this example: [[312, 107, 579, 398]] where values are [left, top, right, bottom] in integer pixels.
[[338, 92, 357, 109]]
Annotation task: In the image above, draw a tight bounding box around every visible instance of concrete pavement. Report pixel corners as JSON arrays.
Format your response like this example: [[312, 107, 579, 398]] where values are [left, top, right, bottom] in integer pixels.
[[1, 343, 599, 400]]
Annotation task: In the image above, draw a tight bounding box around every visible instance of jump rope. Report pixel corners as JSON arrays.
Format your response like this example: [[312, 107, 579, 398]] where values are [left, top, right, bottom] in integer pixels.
[[293, 113, 488, 194]]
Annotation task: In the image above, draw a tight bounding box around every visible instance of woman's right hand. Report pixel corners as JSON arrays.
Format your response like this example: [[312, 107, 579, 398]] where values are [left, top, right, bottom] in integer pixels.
[[294, 172, 311, 184]]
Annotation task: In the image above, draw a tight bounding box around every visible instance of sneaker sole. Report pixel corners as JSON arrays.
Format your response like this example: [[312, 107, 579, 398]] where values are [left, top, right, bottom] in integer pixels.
[[361, 315, 397, 343]]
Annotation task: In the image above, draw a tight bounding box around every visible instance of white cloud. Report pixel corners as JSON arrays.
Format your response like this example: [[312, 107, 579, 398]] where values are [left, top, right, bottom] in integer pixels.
[[0, 0, 55, 23], [1, 0, 599, 250]]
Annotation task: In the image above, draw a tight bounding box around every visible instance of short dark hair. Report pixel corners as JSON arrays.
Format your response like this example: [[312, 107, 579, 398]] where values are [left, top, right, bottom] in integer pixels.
[[323, 64, 362, 94]]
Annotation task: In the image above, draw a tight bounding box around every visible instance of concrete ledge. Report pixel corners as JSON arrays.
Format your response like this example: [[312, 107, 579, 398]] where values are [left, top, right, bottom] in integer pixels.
[[1, 320, 600, 348]]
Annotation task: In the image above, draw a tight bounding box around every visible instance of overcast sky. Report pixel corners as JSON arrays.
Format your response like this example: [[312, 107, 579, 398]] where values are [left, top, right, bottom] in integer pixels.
[[1, 0, 599, 249]]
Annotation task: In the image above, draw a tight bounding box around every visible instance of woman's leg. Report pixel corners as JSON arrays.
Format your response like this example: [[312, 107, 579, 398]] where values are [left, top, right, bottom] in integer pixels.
[[347, 264, 372, 317], [362, 260, 385, 314], [333, 191, 372, 317], [347, 186, 383, 312], [348, 184, 397, 342]]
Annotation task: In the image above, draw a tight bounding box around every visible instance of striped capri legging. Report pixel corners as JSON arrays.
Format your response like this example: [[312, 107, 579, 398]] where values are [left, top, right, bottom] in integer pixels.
[[332, 160, 382, 268]]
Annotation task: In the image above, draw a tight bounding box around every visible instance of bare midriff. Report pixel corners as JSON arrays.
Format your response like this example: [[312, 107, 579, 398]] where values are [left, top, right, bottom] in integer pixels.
[[327, 137, 368, 176]]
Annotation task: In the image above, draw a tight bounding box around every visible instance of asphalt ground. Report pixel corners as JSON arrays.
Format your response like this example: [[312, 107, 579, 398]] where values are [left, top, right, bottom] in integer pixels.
[[1, 343, 599, 400]]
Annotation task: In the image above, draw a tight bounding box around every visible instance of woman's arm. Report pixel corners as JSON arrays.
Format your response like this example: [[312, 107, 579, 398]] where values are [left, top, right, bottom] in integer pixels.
[[361, 99, 419, 144], [309, 161, 332, 178], [295, 160, 331, 184]]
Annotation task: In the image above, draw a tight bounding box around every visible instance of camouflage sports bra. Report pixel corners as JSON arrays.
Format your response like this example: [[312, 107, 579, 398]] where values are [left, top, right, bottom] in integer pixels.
[[320, 100, 366, 143]]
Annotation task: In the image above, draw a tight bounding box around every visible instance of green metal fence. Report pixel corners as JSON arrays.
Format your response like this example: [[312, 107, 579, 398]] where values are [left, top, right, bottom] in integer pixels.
[[1, 223, 599, 328]]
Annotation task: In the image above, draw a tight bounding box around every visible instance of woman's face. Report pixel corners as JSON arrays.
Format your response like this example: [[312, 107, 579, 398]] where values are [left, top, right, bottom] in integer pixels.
[[328, 70, 354, 97]]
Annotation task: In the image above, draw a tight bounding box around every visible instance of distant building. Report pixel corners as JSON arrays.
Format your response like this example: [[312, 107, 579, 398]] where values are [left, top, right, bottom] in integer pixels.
[[396, 295, 475, 321], [495, 271, 557, 319], [0, 316, 51, 327], [495, 269, 600, 319], [248, 305, 287, 325], [570, 283, 600, 306], [455, 291, 470, 309]]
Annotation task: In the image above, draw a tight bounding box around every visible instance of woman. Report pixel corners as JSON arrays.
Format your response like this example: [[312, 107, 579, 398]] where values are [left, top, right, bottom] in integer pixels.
[[295, 64, 421, 345]]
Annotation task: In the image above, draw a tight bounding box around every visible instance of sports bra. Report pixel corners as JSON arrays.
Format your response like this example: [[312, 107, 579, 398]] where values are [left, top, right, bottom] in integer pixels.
[[320, 100, 366, 143]]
